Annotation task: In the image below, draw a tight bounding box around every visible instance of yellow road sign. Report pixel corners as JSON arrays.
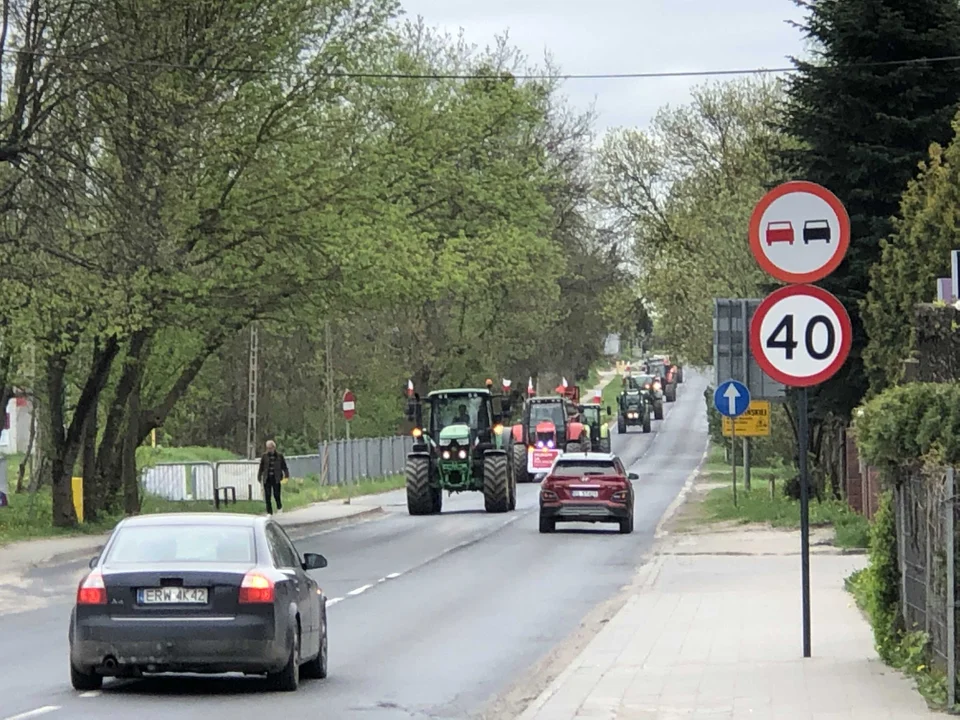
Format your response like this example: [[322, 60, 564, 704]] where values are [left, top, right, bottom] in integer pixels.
[[722, 401, 771, 437]]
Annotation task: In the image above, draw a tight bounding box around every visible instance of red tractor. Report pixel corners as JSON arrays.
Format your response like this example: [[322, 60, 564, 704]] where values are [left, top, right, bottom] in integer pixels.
[[509, 390, 591, 483]]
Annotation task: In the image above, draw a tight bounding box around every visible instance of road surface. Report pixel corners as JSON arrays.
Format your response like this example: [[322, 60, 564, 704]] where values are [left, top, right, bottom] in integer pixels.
[[0, 371, 709, 720]]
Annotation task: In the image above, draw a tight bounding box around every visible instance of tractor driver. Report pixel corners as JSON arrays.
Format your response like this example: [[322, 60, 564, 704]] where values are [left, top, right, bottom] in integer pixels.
[[453, 403, 471, 425]]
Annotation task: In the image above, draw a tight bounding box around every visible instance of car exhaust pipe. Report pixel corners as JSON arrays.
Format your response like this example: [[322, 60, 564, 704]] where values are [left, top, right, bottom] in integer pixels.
[[102, 656, 118, 672]]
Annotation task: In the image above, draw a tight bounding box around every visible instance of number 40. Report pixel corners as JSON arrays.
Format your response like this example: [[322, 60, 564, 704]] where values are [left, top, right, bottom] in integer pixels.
[[766, 314, 836, 361]]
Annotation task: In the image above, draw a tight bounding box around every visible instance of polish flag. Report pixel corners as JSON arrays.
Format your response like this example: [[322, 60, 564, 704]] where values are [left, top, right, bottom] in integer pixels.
[[561, 377, 568, 388], [406, 379, 414, 397], [502, 378, 512, 392], [527, 377, 535, 395]]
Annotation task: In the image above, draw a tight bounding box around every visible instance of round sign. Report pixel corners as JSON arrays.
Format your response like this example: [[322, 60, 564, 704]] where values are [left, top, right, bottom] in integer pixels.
[[750, 284, 852, 387], [748, 181, 850, 284], [342, 389, 356, 421]]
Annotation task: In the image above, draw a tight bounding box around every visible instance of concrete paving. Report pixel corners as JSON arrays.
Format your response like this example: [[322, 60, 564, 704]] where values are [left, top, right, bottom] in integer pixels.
[[517, 529, 937, 720]]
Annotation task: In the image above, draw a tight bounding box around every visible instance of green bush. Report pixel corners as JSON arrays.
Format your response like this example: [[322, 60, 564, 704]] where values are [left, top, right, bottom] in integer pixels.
[[865, 490, 903, 663], [855, 382, 960, 470]]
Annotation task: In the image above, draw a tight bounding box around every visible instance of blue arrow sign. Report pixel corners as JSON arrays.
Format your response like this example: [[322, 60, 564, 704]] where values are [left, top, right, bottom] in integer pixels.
[[714, 379, 751, 418]]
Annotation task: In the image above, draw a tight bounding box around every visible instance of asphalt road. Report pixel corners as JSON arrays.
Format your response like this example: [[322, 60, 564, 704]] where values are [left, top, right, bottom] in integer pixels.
[[0, 371, 709, 720]]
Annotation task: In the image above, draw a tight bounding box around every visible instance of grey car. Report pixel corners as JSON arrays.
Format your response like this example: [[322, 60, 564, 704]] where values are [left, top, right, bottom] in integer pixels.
[[69, 512, 329, 692]]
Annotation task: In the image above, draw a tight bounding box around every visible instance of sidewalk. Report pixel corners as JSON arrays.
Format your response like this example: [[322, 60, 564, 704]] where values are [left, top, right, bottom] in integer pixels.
[[0, 498, 384, 573], [517, 528, 935, 719]]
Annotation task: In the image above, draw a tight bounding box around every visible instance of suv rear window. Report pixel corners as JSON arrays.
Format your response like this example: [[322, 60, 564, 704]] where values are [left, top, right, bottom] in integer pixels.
[[552, 460, 619, 477], [105, 525, 256, 565]]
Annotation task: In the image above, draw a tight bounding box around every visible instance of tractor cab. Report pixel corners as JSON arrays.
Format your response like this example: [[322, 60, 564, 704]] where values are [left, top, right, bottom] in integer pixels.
[[577, 402, 612, 453]]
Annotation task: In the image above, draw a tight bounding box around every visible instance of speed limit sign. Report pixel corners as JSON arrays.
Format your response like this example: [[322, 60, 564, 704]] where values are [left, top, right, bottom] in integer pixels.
[[750, 284, 852, 387]]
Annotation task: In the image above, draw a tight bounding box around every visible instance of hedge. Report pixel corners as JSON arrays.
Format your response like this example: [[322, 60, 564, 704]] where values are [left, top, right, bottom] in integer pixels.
[[915, 303, 960, 383], [854, 382, 960, 471]]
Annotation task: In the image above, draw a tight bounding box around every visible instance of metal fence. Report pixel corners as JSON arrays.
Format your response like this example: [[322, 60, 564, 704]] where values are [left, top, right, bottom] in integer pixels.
[[894, 467, 958, 704], [139, 435, 415, 503]]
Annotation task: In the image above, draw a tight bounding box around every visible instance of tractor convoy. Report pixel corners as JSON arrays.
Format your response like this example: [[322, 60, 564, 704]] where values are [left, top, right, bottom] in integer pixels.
[[401, 358, 683, 515]]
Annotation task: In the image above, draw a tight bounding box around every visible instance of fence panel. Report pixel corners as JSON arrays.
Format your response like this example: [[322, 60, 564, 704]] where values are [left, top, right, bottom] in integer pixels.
[[140, 462, 216, 501], [138, 436, 418, 503]]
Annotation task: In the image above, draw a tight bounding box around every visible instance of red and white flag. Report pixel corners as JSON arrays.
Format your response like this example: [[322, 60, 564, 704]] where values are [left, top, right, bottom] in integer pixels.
[[502, 378, 512, 392], [527, 377, 535, 395], [561, 377, 568, 388], [406, 379, 414, 397]]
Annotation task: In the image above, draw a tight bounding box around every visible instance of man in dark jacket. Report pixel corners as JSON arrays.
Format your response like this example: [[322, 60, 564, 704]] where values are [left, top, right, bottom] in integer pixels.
[[258, 440, 290, 515]]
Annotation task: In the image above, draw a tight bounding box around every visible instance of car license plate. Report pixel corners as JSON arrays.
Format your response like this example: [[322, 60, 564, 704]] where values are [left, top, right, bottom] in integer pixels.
[[571, 489, 598, 498], [138, 587, 208, 605]]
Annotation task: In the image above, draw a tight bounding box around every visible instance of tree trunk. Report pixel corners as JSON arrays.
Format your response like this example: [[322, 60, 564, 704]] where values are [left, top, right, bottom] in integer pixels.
[[15, 397, 36, 493], [122, 380, 141, 515], [44, 353, 76, 527], [80, 395, 99, 521]]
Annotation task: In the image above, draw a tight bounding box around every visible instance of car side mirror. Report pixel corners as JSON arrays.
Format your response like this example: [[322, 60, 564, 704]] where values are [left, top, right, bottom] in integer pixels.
[[301, 553, 328, 571], [88, 555, 99, 569], [628, 472, 639, 481]]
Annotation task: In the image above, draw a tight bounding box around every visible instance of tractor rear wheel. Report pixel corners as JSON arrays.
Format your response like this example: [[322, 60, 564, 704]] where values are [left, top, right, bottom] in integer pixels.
[[566, 442, 582, 453], [512, 443, 530, 483], [598, 436, 611, 453], [617, 415, 626, 434], [483, 453, 510, 513], [653, 401, 664, 420], [405, 456, 436, 516], [666, 386, 677, 403], [642, 412, 651, 433]]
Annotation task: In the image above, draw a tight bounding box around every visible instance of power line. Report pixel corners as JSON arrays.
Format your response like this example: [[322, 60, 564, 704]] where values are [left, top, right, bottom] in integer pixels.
[[8, 46, 960, 80]]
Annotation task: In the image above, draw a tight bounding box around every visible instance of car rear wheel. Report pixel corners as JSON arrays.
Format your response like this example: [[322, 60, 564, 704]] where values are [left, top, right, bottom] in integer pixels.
[[539, 515, 555, 533], [268, 627, 300, 691], [70, 663, 102, 692], [619, 513, 634, 534]]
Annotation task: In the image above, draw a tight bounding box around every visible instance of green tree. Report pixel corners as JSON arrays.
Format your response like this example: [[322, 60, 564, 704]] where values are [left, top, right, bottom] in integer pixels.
[[780, 0, 960, 415], [596, 77, 791, 364]]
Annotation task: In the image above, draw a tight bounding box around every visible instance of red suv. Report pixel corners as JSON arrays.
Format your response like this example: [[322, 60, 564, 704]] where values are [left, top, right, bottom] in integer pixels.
[[539, 452, 637, 534]]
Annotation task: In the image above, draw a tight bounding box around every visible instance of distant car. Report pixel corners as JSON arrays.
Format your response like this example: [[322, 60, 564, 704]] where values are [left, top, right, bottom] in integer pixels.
[[802, 219, 831, 244], [539, 452, 638, 534], [69, 513, 329, 692], [765, 220, 794, 245]]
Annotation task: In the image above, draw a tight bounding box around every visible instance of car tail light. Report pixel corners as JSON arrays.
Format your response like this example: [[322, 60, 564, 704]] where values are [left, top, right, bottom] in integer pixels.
[[612, 490, 629, 502], [77, 571, 107, 605], [541, 489, 558, 501], [239, 571, 275, 604]]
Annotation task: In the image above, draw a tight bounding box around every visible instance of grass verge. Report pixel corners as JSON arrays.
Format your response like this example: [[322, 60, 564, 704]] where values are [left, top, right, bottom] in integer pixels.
[[691, 444, 870, 549]]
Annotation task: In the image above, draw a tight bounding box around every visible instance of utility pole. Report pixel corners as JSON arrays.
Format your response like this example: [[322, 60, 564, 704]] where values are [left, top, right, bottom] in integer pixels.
[[325, 321, 335, 439], [246, 322, 259, 459]]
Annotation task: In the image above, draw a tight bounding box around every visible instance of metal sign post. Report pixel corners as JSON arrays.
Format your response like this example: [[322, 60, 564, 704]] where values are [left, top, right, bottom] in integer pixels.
[[714, 379, 750, 509], [748, 179, 851, 659]]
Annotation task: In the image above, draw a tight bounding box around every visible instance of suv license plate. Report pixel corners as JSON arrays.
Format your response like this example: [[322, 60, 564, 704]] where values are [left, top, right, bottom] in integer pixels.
[[571, 490, 598, 498]]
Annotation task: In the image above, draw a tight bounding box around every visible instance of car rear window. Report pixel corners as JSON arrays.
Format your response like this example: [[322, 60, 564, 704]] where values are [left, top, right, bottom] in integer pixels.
[[553, 460, 618, 477], [104, 525, 256, 564]]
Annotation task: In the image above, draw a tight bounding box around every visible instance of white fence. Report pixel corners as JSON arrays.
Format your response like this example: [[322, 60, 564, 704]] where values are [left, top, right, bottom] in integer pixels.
[[140, 435, 415, 502]]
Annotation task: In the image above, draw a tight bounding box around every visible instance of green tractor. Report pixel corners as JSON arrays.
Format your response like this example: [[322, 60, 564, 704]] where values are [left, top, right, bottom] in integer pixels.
[[403, 386, 516, 516], [617, 378, 652, 434], [578, 401, 612, 453]]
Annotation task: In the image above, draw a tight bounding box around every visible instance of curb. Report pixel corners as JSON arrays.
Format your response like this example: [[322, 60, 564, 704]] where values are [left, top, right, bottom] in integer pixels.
[[10, 506, 387, 572]]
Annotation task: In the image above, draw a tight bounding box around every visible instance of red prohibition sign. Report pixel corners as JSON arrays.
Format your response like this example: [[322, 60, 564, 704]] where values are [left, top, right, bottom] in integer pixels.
[[748, 180, 850, 284], [750, 284, 853, 387]]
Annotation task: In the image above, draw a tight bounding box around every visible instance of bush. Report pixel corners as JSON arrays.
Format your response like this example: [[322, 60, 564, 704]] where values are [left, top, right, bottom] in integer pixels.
[[855, 490, 902, 663], [855, 382, 960, 470]]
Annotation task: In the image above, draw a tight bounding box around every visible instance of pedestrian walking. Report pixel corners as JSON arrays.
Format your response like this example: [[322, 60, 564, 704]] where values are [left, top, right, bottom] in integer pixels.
[[258, 439, 289, 515]]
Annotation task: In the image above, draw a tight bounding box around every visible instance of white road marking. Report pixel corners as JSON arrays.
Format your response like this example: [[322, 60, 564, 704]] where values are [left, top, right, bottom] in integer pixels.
[[327, 597, 343, 606], [346, 584, 373, 596], [78, 691, 101, 698], [385, 572, 402, 579], [4, 707, 60, 720]]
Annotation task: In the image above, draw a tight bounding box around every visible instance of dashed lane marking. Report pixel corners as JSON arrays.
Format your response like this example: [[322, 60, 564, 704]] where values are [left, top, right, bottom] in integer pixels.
[[3, 706, 60, 720], [78, 692, 100, 698], [346, 584, 373, 596], [327, 597, 343, 606]]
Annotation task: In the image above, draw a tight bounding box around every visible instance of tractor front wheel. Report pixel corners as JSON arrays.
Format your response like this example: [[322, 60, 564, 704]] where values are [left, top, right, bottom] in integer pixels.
[[405, 456, 437, 516], [512, 443, 530, 483], [598, 436, 612, 453], [617, 415, 626, 434], [483, 453, 511, 513], [653, 401, 664, 420], [565, 442, 582, 453], [642, 412, 651, 434]]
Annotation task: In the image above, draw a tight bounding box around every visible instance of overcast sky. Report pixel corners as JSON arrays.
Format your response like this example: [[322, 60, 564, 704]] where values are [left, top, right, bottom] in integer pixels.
[[396, 0, 809, 133]]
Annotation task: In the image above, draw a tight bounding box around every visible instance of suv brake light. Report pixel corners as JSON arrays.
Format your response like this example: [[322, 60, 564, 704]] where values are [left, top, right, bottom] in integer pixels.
[[239, 571, 275, 604], [77, 571, 107, 605]]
